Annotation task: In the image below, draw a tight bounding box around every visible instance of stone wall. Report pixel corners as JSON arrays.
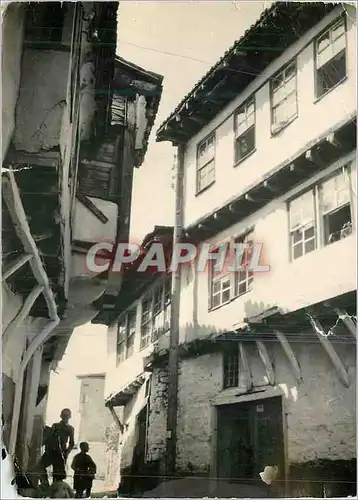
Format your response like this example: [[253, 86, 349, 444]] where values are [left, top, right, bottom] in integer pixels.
[[145, 339, 356, 485], [146, 367, 168, 464]]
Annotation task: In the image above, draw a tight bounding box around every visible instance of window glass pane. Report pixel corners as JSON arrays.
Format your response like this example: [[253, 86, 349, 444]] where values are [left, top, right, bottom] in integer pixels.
[[272, 101, 286, 124], [332, 35, 345, 56], [292, 228, 303, 244], [285, 76, 296, 97], [272, 73, 283, 92], [285, 62, 296, 81], [305, 238, 315, 254], [212, 294, 220, 308], [317, 31, 330, 53], [289, 191, 314, 229], [332, 20, 345, 41], [272, 85, 286, 106], [222, 289, 230, 303], [213, 280, 221, 294], [247, 101, 255, 117], [293, 243, 303, 260], [304, 226, 315, 240]]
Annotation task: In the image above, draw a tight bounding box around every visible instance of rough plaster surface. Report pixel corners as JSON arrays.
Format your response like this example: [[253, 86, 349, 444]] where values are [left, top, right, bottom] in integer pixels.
[[13, 49, 69, 152], [146, 368, 168, 463], [1, 3, 25, 163], [145, 341, 356, 473]]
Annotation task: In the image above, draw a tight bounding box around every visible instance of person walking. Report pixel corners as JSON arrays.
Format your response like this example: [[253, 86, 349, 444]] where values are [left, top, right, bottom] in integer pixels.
[[71, 442, 97, 498]]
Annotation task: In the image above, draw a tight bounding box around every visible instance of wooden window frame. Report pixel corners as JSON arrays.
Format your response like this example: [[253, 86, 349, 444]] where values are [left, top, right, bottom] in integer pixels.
[[234, 96, 256, 165], [209, 231, 254, 311], [196, 133, 216, 195], [314, 16, 347, 100], [288, 162, 354, 261], [24, 3, 70, 50], [270, 59, 298, 135], [223, 348, 239, 389], [126, 309, 137, 359], [140, 277, 172, 349], [288, 189, 317, 261], [116, 315, 127, 365], [318, 165, 353, 246]]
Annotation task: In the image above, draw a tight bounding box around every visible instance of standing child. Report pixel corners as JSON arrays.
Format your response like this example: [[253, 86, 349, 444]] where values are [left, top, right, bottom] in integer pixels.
[[71, 442, 97, 498]]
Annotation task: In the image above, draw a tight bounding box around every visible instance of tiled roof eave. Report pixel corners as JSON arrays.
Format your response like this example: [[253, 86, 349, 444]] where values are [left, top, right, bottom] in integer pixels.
[[156, 2, 338, 144]]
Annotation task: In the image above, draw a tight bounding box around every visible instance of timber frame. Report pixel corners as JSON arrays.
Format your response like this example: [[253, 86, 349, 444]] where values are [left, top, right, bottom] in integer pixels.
[[145, 290, 356, 388], [156, 2, 338, 144], [181, 117, 356, 243]]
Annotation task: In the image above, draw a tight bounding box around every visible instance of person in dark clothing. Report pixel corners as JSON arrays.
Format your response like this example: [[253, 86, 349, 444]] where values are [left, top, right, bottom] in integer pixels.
[[34, 408, 75, 487], [71, 442, 97, 498]]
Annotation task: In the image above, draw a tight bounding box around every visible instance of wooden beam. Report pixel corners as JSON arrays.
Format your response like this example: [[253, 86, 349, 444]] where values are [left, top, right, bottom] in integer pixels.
[[229, 203, 239, 213], [76, 193, 109, 223], [256, 341, 275, 385], [305, 149, 323, 167], [334, 308, 356, 338], [2, 253, 32, 281], [2, 285, 44, 344], [239, 343, 252, 390], [5, 149, 60, 169], [307, 315, 349, 388], [326, 132, 341, 149], [245, 193, 255, 202], [2, 169, 58, 320], [274, 330, 303, 384], [263, 180, 279, 193]]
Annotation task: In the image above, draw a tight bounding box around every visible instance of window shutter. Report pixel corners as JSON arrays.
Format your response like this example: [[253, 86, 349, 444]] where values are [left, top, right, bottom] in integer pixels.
[[78, 160, 117, 200]]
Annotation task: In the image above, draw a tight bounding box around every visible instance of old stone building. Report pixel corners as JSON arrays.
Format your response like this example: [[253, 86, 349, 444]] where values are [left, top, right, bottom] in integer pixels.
[[1, 1, 163, 488], [99, 2, 356, 498]]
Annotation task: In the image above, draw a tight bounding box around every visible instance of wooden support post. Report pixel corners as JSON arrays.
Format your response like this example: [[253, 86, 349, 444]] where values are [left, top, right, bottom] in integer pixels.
[[165, 142, 185, 479], [334, 308, 356, 338], [307, 315, 349, 387], [3, 285, 44, 344], [107, 404, 124, 434], [256, 341, 275, 385], [2, 254, 32, 281], [2, 170, 58, 320], [239, 343, 252, 390], [19, 345, 43, 469], [274, 330, 303, 384]]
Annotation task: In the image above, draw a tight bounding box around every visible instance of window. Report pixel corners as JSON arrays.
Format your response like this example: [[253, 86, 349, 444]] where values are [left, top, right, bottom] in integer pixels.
[[271, 61, 297, 133], [197, 134, 215, 193], [126, 310, 136, 359], [223, 349, 239, 389], [117, 317, 126, 364], [288, 164, 354, 260], [140, 297, 153, 350], [319, 168, 352, 245], [24, 3, 67, 45], [209, 232, 254, 309], [141, 277, 172, 348], [315, 18, 346, 98], [289, 190, 316, 260], [234, 98, 255, 163]]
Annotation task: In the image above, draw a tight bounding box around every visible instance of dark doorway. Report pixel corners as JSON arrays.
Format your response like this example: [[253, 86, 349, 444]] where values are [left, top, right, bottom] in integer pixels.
[[216, 396, 285, 485]]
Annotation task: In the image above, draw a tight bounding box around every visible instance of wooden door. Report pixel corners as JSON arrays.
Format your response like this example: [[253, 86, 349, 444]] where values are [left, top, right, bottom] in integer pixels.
[[216, 397, 284, 484]]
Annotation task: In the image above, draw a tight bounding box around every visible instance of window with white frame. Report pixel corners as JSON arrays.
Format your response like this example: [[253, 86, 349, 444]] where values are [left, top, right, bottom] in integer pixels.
[[197, 134, 215, 193], [234, 97, 255, 163], [315, 17, 346, 98], [140, 296, 152, 350], [117, 317, 127, 365], [289, 190, 316, 260], [289, 164, 354, 260], [126, 309, 136, 359], [319, 167, 352, 245], [271, 60, 297, 133], [209, 232, 254, 309], [117, 308, 137, 363], [140, 276, 172, 349]]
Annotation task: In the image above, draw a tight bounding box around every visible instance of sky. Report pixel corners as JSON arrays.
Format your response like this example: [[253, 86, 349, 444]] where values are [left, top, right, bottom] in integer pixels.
[[46, 0, 272, 427]]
